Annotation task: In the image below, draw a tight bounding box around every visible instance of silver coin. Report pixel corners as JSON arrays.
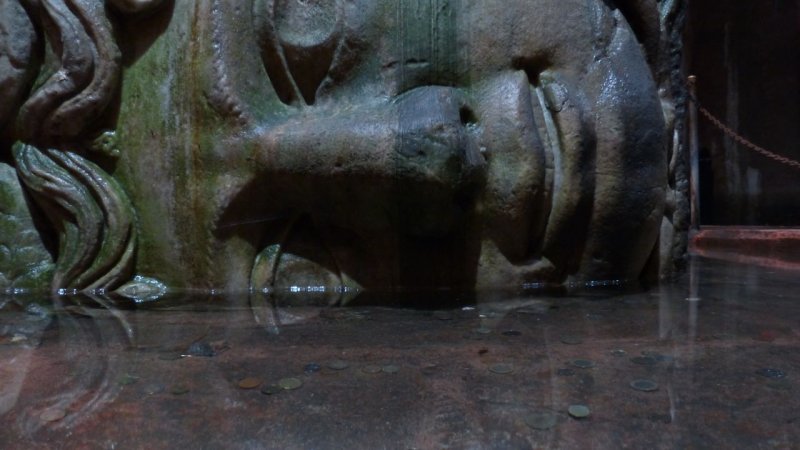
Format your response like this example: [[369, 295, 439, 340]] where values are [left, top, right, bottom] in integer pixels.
[[361, 365, 382, 374], [568, 404, 591, 419], [261, 384, 283, 395], [327, 360, 350, 370], [278, 377, 303, 390], [524, 411, 558, 430], [119, 374, 139, 386], [382, 364, 400, 374], [756, 368, 786, 379], [489, 363, 514, 374], [631, 356, 658, 366], [560, 335, 583, 345], [630, 379, 659, 392], [572, 359, 595, 369], [433, 311, 453, 321], [171, 385, 189, 395]]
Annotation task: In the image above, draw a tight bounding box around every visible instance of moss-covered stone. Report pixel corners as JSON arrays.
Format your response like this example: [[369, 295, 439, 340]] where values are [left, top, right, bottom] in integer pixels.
[[0, 163, 53, 290]]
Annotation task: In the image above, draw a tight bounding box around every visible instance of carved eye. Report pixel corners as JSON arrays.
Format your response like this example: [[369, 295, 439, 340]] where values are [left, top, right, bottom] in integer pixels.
[[274, 0, 339, 48], [254, 0, 343, 106]]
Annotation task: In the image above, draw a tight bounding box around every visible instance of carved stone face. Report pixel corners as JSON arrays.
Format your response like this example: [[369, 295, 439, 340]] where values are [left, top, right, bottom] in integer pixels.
[[1, 0, 670, 299]]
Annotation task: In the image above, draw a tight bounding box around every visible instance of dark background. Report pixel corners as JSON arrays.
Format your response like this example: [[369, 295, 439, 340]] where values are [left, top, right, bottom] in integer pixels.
[[686, 0, 800, 225]]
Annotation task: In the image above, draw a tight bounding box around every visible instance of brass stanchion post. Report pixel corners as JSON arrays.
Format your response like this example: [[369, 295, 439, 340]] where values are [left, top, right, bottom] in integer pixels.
[[687, 75, 701, 230]]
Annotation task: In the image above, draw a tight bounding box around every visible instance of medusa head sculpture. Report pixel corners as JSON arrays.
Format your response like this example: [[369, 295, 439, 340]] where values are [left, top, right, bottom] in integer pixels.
[[0, 0, 683, 300]]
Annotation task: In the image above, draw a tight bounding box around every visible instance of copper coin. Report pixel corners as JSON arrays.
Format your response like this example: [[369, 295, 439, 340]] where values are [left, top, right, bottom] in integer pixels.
[[238, 377, 262, 389]]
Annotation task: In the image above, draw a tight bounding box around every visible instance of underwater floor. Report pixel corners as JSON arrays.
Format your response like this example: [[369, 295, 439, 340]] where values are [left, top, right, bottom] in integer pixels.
[[1, 256, 798, 449]]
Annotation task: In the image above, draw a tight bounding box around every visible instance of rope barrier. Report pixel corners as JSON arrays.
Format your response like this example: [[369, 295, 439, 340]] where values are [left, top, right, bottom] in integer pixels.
[[687, 90, 800, 171]]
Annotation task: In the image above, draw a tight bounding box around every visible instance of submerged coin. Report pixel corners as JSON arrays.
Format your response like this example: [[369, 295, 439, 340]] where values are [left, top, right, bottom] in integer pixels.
[[630, 379, 659, 392], [756, 368, 787, 379], [572, 359, 595, 369], [610, 349, 627, 357], [171, 385, 190, 395], [641, 351, 672, 363], [560, 335, 583, 345], [279, 377, 303, 390], [524, 411, 558, 430], [40, 408, 66, 422], [568, 404, 591, 419], [143, 383, 165, 395], [260, 384, 283, 395], [304, 363, 322, 374], [185, 341, 215, 358], [631, 356, 658, 366], [119, 374, 139, 386], [433, 311, 454, 321], [238, 377, 262, 389], [327, 360, 349, 370], [382, 364, 400, 374], [475, 327, 492, 335], [361, 365, 382, 374], [489, 363, 514, 374]]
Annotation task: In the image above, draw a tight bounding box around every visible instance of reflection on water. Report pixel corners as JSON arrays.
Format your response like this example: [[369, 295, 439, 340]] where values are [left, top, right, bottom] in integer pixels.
[[1, 256, 798, 448]]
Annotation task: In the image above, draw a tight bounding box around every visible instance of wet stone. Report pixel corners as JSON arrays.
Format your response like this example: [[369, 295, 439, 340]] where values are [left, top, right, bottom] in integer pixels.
[[158, 352, 183, 361], [641, 351, 673, 363], [433, 311, 453, 321], [279, 377, 303, 390], [766, 380, 792, 391], [327, 360, 349, 370], [755, 330, 778, 342], [119, 374, 139, 386], [40, 408, 66, 423], [489, 363, 514, 374], [260, 384, 283, 395], [524, 411, 558, 430], [171, 385, 190, 395], [185, 341, 215, 358], [631, 356, 658, 366], [304, 363, 322, 374], [143, 383, 165, 395], [572, 359, 595, 369], [238, 377, 262, 389], [557, 368, 576, 377], [362, 365, 382, 374], [502, 330, 522, 337], [611, 349, 627, 357], [382, 364, 400, 374], [630, 379, 659, 392], [756, 368, 787, 379], [560, 335, 583, 345], [568, 404, 591, 419], [475, 327, 492, 335]]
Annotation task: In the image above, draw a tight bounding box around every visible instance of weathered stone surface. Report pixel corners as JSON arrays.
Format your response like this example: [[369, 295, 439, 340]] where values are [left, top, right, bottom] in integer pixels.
[[0, 163, 53, 290], [0, 0, 687, 298]]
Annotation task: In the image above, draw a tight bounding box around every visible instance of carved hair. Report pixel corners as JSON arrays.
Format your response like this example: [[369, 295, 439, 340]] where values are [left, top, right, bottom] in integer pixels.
[[3, 0, 164, 149], [0, 0, 164, 292]]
